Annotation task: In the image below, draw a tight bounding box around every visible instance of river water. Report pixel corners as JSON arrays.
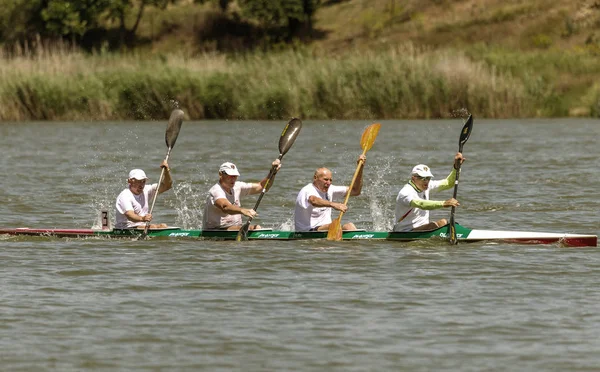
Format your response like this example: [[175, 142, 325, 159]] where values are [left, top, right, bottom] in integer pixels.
[[1, 118, 599, 371]]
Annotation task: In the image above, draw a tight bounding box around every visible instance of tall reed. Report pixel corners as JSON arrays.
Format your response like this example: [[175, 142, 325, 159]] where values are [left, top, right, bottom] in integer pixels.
[[0, 43, 558, 120]]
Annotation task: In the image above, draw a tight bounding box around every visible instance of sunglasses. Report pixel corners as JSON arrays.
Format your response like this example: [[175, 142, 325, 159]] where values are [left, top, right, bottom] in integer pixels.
[[416, 176, 432, 181]]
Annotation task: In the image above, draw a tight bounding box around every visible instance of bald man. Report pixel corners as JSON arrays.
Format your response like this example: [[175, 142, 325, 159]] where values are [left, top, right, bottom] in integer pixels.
[[294, 155, 366, 232]]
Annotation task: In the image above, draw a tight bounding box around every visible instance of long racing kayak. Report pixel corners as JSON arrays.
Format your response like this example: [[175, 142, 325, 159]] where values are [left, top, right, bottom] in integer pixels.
[[0, 224, 596, 247]]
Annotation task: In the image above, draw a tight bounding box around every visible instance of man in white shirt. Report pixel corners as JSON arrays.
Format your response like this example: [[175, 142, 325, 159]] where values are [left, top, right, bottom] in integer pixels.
[[115, 160, 172, 229], [294, 155, 366, 232], [203, 160, 281, 230], [394, 152, 465, 232]]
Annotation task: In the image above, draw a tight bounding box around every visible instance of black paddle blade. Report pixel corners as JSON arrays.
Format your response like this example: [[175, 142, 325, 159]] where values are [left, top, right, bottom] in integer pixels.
[[165, 109, 184, 148], [279, 118, 302, 156], [458, 114, 473, 151], [236, 222, 250, 241], [137, 231, 150, 241]]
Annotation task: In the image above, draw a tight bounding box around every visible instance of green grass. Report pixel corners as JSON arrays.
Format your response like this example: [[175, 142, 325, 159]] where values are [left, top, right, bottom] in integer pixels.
[[0, 45, 545, 120]]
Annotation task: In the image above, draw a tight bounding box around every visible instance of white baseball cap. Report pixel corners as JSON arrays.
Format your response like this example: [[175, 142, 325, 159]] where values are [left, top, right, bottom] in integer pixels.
[[128, 169, 148, 180], [411, 164, 434, 178], [219, 162, 240, 176]]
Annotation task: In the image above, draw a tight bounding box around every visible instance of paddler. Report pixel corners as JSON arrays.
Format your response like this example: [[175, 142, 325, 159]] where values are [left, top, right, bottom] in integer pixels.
[[294, 155, 366, 232], [394, 152, 465, 231], [115, 160, 172, 229], [203, 160, 281, 231]]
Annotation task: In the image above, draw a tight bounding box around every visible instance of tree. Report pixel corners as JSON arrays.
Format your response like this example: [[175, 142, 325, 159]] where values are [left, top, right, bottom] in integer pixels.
[[238, 0, 321, 41], [41, 0, 110, 37], [194, 0, 231, 12], [102, 0, 179, 46], [0, 0, 179, 49], [0, 0, 49, 43]]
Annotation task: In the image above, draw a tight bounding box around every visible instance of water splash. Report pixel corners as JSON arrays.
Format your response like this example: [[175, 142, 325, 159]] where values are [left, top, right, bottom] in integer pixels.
[[169, 181, 207, 229], [365, 156, 396, 231], [278, 217, 294, 231], [451, 108, 471, 119]]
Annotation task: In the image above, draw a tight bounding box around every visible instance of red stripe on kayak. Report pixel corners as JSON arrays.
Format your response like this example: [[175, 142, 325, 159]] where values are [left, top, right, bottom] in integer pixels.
[[502, 236, 597, 247], [0, 228, 97, 236]]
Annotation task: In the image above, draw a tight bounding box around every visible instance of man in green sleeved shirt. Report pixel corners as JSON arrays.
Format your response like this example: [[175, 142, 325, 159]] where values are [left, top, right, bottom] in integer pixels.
[[393, 152, 465, 232]]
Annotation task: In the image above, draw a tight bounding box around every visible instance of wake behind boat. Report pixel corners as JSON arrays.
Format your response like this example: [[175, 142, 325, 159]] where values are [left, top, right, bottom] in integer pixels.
[[0, 224, 596, 247]]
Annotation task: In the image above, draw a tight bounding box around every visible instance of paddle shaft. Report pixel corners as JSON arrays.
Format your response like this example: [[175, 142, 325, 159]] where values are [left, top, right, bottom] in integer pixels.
[[448, 116, 472, 244], [449, 145, 463, 221], [242, 154, 282, 226], [236, 118, 303, 241], [143, 148, 172, 234], [334, 155, 366, 222], [137, 109, 184, 240], [451, 143, 465, 199], [327, 123, 380, 241], [448, 164, 460, 245]]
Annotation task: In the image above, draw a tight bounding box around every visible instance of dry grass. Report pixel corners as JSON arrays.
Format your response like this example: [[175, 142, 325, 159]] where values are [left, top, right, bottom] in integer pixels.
[[0, 44, 538, 120], [313, 0, 600, 52]]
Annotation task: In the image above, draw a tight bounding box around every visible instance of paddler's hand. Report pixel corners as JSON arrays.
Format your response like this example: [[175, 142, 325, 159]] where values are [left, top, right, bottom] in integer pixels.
[[331, 202, 348, 213], [241, 208, 257, 218], [443, 198, 460, 208], [160, 160, 170, 171], [272, 158, 281, 171], [454, 152, 465, 168], [357, 154, 366, 165], [141, 213, 153, 222]]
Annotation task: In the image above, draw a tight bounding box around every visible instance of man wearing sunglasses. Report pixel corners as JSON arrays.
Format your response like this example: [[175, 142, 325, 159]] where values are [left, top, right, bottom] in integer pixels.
[[393, 152, 465, 232]]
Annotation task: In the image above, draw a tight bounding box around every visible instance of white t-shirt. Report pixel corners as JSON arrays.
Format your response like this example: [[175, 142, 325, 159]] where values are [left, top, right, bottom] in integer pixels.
[[115, 184, 158, 229], [393, 180, 446, 232], [294, 183, 348, 231], [203, 181, 254, 229]]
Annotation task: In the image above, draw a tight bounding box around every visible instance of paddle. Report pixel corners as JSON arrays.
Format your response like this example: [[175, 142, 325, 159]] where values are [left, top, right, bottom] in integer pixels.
[[139, 109, 185, 240], [326, 123, 381, 241], [448, 114, 473, 245], [235, 118, 303, 241]]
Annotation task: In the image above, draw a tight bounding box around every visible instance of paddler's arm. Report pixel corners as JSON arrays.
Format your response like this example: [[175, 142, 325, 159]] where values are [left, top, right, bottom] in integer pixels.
[[308, 196, 348, 213], [250, 159, 282, 194], [215, 198, 256, 218], [435, 152, 466, 191], [434, 168, 457, 191], [124, 210, 152, 223], [410, 198, 459, 210], [158, 160, 173, 194], [350, 155, 366, 196]]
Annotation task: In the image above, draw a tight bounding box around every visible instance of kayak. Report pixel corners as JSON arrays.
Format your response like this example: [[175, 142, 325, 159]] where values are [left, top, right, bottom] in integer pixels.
[[0, 224, 596, 247]]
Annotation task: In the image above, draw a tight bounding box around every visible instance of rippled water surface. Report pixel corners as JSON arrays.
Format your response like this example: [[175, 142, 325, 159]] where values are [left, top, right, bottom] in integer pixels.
[[1, 118, 599, 371]]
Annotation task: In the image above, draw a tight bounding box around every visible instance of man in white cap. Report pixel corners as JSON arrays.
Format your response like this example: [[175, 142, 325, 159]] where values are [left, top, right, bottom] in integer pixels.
[[393, 152, 465, 232], [203, 159, 281, 230], [115, 160, 172, 229]]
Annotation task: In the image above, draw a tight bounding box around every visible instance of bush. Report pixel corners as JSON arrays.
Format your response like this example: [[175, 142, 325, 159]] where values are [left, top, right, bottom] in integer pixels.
[[201, 73, 237, 119]]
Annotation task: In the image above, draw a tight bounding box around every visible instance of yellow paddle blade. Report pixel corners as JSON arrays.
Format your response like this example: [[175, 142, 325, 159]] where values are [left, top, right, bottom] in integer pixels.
[[327, 123, 381, 241], [326, 216, 343, 241], [325, 123, 382, 242], [360, 123, 381, 153]]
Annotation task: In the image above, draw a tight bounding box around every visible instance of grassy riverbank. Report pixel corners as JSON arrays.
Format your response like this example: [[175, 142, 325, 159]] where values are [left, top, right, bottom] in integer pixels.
[[1, 0, 599, 120], [3, 43, 598, 121]]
